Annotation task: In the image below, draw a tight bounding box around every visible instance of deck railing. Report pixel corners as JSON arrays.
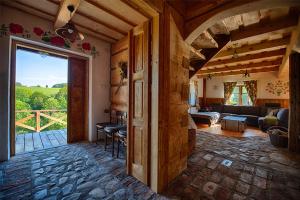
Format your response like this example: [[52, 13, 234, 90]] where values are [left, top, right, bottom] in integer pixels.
[[15, 110, 67, 133]]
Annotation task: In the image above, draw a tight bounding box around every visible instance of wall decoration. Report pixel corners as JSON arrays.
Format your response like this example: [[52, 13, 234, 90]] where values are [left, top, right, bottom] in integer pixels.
[[115, 61, 128, 94], [77, 42, 99, 58], [0, 23, 99, 58], [265, 80, 289, 96], [0, 23, 30, 38]]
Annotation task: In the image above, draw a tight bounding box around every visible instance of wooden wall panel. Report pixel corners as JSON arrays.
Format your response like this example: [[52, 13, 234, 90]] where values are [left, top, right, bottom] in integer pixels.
[[111, 36, 129, 112], [256, 98, 289, 108]]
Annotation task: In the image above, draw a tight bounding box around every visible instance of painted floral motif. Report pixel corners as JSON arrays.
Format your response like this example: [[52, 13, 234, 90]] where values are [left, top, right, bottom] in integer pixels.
[[77, 42, 99, 58], [9, 23, 24, 34], [33, 27, 44, 36], [82, 42, 91, 51], [0, 23, 99, 57], [265, 80, 289, 96], [0, 23, 30, 38]]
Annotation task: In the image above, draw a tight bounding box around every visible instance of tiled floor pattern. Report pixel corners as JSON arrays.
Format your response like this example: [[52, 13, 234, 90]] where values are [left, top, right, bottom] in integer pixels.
[[1, 131, 300, 200], [164, 131, 300, 200]]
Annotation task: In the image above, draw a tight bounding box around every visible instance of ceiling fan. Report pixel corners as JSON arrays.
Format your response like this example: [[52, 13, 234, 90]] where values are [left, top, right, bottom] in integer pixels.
[[55, 5, 84, 42]]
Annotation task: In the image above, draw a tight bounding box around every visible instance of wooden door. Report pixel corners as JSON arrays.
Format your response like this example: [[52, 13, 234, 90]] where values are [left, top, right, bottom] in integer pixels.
[[127, 21, 151, 184], [68, 57, 88, 143]]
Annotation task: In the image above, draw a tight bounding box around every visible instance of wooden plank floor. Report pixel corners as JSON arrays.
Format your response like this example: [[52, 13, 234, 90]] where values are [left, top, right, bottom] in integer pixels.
[[15, 129, 67, 154]]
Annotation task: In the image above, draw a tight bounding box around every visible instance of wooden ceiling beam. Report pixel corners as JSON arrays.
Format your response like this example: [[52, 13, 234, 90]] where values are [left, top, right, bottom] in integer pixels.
[[190, 46, 206, 60], [206, 49, 285, 67], [279, 16, 300, 76], [198, 59, 282, 74], [215, 36, 290, 59], [10, 1, 116, 43], [47, 0, 127, 36], [120, 0, 153, 19], [197, 66, 279, 78], [189, 34, 230, 78], [230, 15, 299, 42], [54, 0, 81, 29], [85, 0, 137, 27]]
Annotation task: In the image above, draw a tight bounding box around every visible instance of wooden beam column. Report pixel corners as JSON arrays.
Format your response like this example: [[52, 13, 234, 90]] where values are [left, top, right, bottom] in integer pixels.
[[203, 78, 207, 107], [289, 52, 300, 152]]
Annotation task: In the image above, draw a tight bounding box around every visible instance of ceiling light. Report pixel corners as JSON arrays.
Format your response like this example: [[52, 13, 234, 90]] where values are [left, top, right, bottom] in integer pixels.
[[243, 70, 250, 78]]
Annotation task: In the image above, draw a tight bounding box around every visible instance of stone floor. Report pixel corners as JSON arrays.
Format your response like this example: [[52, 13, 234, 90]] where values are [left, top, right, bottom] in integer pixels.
[[1, 131, 300, 200], [164, 131, 300, 200], [0, 142, 164, 200]]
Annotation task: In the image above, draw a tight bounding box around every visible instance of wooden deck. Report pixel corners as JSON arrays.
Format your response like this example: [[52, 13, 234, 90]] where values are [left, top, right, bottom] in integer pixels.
[[16, 129, 67, 154]]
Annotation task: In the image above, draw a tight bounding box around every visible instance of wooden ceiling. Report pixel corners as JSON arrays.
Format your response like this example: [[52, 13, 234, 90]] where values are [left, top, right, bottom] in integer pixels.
[[1, 0, 151, 43], [190, 6, 300, 78]]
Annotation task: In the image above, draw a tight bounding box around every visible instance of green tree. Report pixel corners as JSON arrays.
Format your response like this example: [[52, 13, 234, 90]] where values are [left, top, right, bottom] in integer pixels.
[[52, 83, 67, 88], [30, 92, 47, 110], [55, 86, 67, 109], [15, 100, 35, 134], [16, 86, 33, 103], [43, 97, 59, 110]]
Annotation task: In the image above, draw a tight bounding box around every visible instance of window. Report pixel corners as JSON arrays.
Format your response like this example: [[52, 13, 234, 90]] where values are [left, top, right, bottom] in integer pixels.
[[228, 85, 252, 106]]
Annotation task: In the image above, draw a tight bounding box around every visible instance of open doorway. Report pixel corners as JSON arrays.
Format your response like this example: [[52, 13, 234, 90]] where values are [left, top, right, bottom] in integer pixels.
[[10, 40, 89, 155], [14, 46, 68, 154]]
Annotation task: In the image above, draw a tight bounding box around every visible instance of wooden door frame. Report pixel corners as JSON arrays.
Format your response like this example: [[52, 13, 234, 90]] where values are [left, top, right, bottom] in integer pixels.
[[9, 37, 92, 156]]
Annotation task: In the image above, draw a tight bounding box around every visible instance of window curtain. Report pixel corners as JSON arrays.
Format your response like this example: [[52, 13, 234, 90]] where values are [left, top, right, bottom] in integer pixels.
[[224, 82, 237, 104], [244, 80, 257, 105]]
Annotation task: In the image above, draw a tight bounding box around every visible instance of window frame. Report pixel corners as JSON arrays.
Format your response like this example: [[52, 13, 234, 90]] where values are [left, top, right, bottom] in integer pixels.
[[228, 85, 252, 106]]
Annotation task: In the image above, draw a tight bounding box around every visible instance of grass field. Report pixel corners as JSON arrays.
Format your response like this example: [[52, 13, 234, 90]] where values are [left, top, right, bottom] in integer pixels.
[[17, 86, 61, 96]]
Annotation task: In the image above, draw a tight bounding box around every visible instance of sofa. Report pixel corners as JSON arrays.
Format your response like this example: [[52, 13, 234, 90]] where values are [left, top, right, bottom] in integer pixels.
[[191, 104, 289, 131], [258, 108, 289, 131]]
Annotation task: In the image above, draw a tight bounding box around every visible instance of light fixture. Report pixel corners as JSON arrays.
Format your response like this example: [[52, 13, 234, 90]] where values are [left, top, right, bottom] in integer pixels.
[[207, 74, 212, 80], [55, 5, 84, 42], [243, 70, 250, 78]]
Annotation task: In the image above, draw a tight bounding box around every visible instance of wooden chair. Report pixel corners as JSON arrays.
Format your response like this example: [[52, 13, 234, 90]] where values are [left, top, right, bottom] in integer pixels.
[[116, 127, 127, 158], [96, 109, 117, 143], [104, 111, 127, 157]]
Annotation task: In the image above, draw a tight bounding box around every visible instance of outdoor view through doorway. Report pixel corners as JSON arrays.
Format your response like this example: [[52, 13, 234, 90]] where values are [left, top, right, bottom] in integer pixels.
[[15, 47, 68, 154]]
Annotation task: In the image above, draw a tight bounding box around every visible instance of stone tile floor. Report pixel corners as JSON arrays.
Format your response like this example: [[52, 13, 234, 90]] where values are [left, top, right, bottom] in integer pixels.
[[0, 142, 165, 200], [164, 131, 300, 200], [1, 132, 300, 200]]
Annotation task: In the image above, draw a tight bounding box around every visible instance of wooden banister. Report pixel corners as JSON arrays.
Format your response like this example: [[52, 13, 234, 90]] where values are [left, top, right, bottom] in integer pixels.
[[15, 109, 67, 133]]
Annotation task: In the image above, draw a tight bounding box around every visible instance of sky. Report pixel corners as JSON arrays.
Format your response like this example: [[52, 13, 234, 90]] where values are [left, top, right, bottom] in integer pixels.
[[16, 49, 68, 87]]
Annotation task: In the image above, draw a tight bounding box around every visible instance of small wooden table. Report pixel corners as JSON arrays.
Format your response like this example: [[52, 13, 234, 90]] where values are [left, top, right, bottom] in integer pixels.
[[221, 116, 247, 132]]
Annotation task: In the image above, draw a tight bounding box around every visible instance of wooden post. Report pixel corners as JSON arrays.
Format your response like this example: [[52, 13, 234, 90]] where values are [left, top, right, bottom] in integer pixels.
[[203, 78, 207, 106], [36, 111, 41, 132], [288, 52, 300, 152]]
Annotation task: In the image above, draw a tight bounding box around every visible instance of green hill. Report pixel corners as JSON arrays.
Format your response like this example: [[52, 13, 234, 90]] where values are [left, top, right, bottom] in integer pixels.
[[17, 86, 60, 96]]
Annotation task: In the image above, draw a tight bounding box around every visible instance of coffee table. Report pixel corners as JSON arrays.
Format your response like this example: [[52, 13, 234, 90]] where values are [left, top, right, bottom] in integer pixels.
[[221, 116, 247, 132]]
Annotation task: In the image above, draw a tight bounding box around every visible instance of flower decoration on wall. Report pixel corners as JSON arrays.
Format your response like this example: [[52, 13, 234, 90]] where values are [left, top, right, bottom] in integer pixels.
[[77, 42, 99, 58], [0, 23, 30, 38], [32, 27, 71, 48], [0, 23, 99, 57], [265, 80, 289, 96]]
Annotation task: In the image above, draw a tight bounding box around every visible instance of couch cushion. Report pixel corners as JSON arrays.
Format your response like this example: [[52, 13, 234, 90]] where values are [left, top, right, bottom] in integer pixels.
[[223, 105, 241, 115], [277, 108, 289, 128], [210, 104, 223, 113], [239, 106, 261, 116]]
